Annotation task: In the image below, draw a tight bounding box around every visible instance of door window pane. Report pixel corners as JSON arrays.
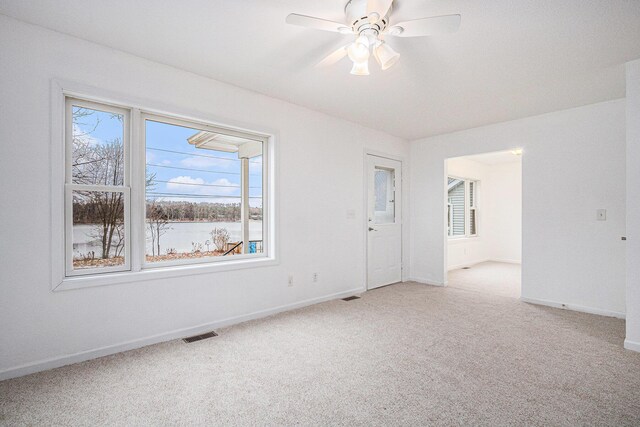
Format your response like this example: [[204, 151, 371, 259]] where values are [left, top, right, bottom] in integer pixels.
[[71, 106, 124, 186], [374, 167, 395, 224], [72, 190, 126, 270]]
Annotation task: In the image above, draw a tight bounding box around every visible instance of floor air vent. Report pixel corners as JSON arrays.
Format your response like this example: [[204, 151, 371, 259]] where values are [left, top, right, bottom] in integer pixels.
[[183, 331, 218, 343], [342, 296, 360, 301], [462, 267, 471, 269]]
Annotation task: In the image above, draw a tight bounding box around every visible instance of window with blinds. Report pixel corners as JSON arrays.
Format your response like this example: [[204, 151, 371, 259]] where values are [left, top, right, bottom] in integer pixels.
[[447, 177, 478, 238]]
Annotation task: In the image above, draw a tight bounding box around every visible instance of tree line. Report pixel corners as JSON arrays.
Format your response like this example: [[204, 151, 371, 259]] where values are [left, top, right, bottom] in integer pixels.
[[72, 200, 263, 224]]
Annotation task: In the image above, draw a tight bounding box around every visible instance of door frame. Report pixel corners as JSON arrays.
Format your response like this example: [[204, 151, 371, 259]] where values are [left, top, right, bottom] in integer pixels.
[[363, 149, 408, 290]]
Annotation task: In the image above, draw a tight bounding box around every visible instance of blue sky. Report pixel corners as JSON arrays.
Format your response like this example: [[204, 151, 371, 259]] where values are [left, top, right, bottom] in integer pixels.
[[145, 120, 263, 207], [72, 106, 263, 207]]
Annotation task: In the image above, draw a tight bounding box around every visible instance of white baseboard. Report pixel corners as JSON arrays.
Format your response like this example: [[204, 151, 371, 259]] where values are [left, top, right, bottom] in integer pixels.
[[624, 339, 640, 352], [520, 296, 625, 319], [490, 258, 521, 265], [0, 288, 364, 382], [447, 258, 521, 271], [406, 277, 446, 287], [447, 259, 490, 271]]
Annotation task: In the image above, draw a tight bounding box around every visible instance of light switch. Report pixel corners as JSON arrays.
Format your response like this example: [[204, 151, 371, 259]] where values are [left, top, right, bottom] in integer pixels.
[[596, 209, 607, 221]]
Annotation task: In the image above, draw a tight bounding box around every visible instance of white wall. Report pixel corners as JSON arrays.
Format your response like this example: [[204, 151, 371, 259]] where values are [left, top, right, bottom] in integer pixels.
[[486, 161, 522, 264], [0, 16, 409, 379], [626, 59, 640, 351], [410, 100, 626, 318], [446, 157, 522, 270]]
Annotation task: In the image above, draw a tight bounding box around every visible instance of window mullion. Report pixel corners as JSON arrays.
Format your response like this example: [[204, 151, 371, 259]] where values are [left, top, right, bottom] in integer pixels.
[[130, 108, 144, 272]]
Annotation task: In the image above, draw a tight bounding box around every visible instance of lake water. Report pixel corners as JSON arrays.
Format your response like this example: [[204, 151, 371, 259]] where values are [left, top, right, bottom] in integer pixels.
[[72, 221, 263, 257]]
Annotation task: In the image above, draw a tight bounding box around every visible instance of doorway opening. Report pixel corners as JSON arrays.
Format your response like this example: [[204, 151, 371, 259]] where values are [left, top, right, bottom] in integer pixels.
[[445, 150, 522, 298]]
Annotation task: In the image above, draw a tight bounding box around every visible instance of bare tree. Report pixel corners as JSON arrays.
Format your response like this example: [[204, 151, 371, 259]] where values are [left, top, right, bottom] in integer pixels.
[[147, 200, 171, 257], [72, 108, 125, 260], [145, 170, 171, 257], [210, 228, 230, 252]]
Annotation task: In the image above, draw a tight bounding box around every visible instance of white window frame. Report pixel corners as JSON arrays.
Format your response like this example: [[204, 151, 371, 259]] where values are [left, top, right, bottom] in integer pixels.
[[51, 81, 277, 291], [64, 98, 132, 277], [447, 176, 479, 239]]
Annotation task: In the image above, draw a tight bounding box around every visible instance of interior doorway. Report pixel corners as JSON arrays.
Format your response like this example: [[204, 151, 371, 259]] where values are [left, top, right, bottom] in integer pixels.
[[366, 154, 402, 290], [445, 150, 522, 298]]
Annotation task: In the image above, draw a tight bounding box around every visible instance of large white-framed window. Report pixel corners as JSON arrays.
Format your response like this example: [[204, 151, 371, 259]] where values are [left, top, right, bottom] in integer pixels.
[[55, 88, 274, 290], [447, 176, 478, 238]]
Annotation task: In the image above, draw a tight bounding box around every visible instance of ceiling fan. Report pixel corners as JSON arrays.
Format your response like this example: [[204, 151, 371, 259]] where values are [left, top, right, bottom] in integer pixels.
[[285, 0, 461, 75]]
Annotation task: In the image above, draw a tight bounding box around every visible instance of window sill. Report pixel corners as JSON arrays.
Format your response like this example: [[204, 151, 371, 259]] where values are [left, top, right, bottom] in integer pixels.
[[54, 256, 278, 291]]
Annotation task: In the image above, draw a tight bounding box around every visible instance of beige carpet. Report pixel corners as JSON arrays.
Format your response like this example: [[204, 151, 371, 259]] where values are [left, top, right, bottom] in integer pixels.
[[1, 282, 640, 426], [448, 261, 521, 298]]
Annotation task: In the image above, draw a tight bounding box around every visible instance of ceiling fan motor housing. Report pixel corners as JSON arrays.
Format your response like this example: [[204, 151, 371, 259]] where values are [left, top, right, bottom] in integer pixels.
[[345, 0, 390, 36]]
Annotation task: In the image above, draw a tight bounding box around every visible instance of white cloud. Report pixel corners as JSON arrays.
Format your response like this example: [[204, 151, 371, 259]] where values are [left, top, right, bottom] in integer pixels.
[[180, 156, 237, 170], [209, 178, 238, 195], [249, 156, 263, 174], [166, 175, 205, 189], [146, 150, 156, 163], [162, 176, 241, 203], [72, 123, 103, 147]]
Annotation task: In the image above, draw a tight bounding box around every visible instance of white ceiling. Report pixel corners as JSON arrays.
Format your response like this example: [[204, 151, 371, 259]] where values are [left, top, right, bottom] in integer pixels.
[[1, 0, 640, 140]]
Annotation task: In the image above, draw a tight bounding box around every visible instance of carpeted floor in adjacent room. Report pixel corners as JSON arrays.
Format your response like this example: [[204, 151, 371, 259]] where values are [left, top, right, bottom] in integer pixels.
[[1, 282, 640, 426]]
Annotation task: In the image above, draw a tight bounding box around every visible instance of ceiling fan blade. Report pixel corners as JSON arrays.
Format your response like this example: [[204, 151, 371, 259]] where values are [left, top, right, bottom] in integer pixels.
[[286, 13, 348, 33], [316, 44, 350, 68], [367, 0, 393, 20], [389, 14, 461, 37]]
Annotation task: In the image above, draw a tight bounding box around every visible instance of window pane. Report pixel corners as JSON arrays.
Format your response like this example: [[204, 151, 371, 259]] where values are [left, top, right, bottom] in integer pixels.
[[71, 106, 124, 186], [374, 168, 395, 224], [470, 209, 477, 235], [144, 119, 263, 263], [447, 178, 465, 236], [72, 190, 126, 270], [248, 155, 264, 254]]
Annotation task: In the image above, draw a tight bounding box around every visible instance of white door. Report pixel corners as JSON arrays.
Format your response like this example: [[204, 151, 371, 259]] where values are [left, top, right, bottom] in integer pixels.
[[367, 155, 402, 289]]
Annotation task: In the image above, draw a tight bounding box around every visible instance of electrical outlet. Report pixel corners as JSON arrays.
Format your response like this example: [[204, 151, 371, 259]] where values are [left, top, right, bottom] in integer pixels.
[[312, 273, 319, 283], [288, 274, 294, 287]]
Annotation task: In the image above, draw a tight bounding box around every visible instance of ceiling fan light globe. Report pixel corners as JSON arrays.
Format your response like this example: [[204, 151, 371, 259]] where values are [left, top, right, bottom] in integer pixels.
[[350, 60, 370, 76], [368, 12, 380, 24], [372, 39, 383, 66], [355, 34, 370, 48], [347, 39, 370, 63], [374, 42, 400, 70]]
